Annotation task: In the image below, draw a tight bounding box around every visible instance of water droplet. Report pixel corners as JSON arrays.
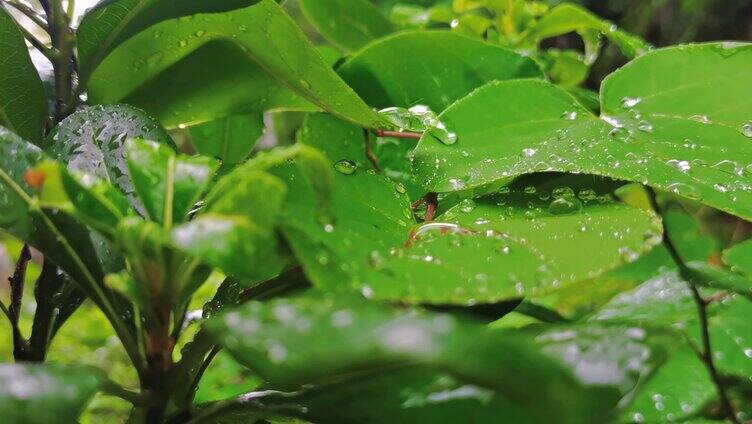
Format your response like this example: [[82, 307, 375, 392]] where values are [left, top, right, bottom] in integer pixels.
[[621, 97, 641, 108], [690, 115, 711, 124], [637, 120, 653, 132], [548, 196, 582, 215], [459, 199, 476, 213], [667, 182, 700, 200], [334, 159, 357, 175], [395, 182, 406, 194], [741, 122, 752, 138], [666, 159, 691, 173], [521, 148, 537, 157], [195, 30, 206, 37], [608, 127, 630, 142], [562, 111, 578, 120]]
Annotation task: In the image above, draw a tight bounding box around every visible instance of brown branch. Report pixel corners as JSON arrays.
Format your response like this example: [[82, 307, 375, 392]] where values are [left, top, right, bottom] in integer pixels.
[[362, 129, 382, 172], [424, 193, 438, 222], [8, 244, 32, 359], [374, 129, 423, 139]]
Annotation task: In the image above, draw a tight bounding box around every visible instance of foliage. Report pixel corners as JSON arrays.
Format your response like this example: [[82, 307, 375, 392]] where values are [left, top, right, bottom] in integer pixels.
[[0, 0, 750, 423]]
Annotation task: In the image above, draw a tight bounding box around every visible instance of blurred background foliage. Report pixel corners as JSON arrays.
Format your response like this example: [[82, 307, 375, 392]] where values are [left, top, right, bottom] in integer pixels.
[[1, 0, 750, 421]]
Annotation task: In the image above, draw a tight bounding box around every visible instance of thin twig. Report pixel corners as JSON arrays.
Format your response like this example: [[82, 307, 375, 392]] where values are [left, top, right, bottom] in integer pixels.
[[374, 129, 423, 139], [646, 187, 739, 423], [15, 23, 54, 59], [424, 193, 438, 222], [362, 129, 382, 171], [184, 346, 220, 405], [8, 245, 32, 359]]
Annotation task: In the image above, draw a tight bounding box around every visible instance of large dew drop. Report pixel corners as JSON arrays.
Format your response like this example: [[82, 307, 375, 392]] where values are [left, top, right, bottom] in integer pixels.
[[334, 159, 357, 175]]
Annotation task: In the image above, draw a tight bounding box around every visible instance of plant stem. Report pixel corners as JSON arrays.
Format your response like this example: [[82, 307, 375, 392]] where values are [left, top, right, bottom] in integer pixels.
[[48, 0, 74, 121], [646, 187, 739, 423], [374, 129, 423, 139], [8, 245, 32, 359], [424, 193, 438, 222]]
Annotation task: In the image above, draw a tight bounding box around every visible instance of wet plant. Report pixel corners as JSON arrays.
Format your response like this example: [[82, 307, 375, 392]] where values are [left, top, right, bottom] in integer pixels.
[[0, 0, 750, 423]]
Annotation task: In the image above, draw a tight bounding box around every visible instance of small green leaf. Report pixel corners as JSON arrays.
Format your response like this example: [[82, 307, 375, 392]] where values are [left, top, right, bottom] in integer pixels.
[[188, 113, 264, 167], [124, 138, 219, 225], [299, 0, 393, 52], [338, 31, 544, 112], [0, 7, 46, 143], [522, 3, 650, 58], [87, 0, 382, 128], [46, 105, 175, 212], [0, 363, 102, 424]]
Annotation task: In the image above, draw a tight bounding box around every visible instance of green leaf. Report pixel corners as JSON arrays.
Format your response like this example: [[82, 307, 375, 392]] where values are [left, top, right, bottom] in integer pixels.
[[124, 138, 219, 225], [723, 238, 752, 278], [188, 113, 264, 167], [0, 363, 102, 424], [87, 0, 382, 128], [620, 344, 714, 423], [171, 173, 288, 282], [0, 127, 45, 238], [46, 105, 175, 212], [694, 296, 752, 378], [337, 31, 544, 112], [0, 7, 46, 143], [687, 262, 752, 300], [206, 293, 622, 422], [522, 3, 650, 59], [76, 0, 261, 81], [664, 209, 716, 262], [413, 47, 752, 219], [357, 183, 660, 305], [299, 0, 394, 52], [276, 166, 414, 291], [35, 160, 135, 235]]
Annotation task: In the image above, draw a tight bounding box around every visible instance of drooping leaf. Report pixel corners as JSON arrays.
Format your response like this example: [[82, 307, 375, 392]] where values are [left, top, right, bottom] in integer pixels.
[[299, 0, 394, 52], [687, 261, 752, 300], [206, 293, 625, 422], [413, 44, 752, 220], [188, 113, 264, 167], [663, 209, 716, 262], [124, 138, 219, 225], [337, 31, 544, 112], [0, 363, 102, 424], [76, 0, 261, 81], [521, 3, 650, 59], [87, 0, 382, 128], [355, 183, 661, 305], [0, 127, 45, 238], [0, 7, 46, 143], [46, 104, 175, 212]]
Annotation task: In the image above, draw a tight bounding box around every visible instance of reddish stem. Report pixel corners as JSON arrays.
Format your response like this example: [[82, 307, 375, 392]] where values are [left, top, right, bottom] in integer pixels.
[[424, 193, 438, 222], [375, 129, 423, 139]]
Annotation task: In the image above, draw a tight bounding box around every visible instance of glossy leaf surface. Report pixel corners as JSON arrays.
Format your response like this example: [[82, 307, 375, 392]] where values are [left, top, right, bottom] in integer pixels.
[[299, 0, 393, 52]]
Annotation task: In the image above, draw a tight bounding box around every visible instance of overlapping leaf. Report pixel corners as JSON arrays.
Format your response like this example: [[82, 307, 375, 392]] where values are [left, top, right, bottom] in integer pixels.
[[0, 7, 46, 143], [87, 0, 381, 128], [299, 0, 393, 52], [413, 44, 752, 219]]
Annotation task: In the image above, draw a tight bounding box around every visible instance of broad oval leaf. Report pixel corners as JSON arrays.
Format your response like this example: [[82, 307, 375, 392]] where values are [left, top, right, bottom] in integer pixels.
[[413, 46, 752, 219], [0, 7, 46, 143], [299, 0, 393, 52], [338, 31, 544, 111], [356, 185, 660, 305], [723, 238, 752, 278], [87, 0, 382, 128], [0, 127, 44, 238], [0, 363, 102, 424], [188, 113, 264, 168]]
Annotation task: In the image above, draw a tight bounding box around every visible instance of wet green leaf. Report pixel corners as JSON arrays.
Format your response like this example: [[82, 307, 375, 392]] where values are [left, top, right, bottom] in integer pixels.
[[521, 3, 650, 58], [357, 184, 660, 305], [338, 31, 544, 111], [87, 0, 382, 128], [299, 0, 393, 52], [414, 44, 752, 220], [188, 113, 264, 167], [206, 293, 621, 422], [723, 238, 752, 279], [0, 8, 46, 143], [124, 138, 219, 225], [76, 0, 261, 81], [46, 105, 175, 212], [0, 363, 102, 424]]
